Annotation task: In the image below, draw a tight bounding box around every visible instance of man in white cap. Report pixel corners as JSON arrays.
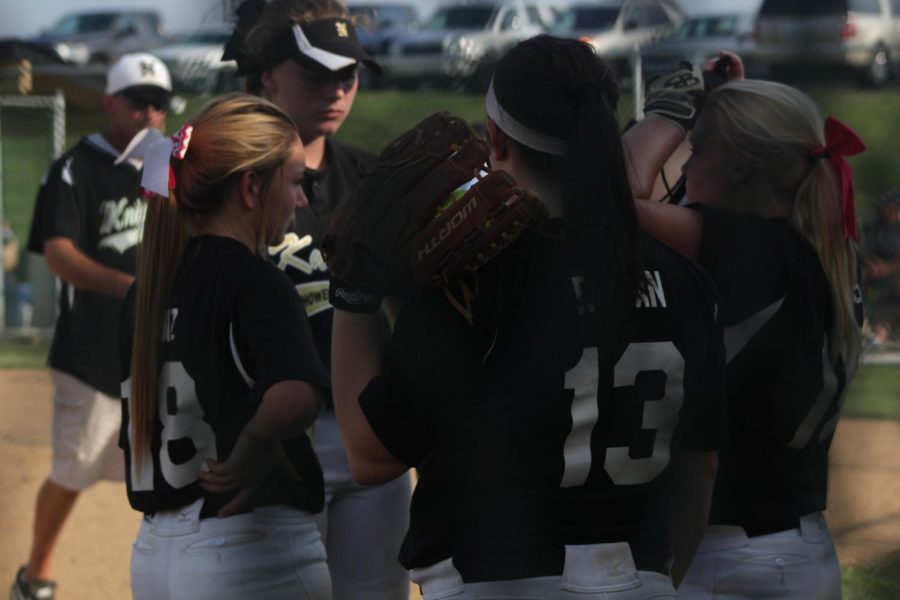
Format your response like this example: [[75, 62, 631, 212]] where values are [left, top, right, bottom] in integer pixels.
[[10, 53, 171, 600]]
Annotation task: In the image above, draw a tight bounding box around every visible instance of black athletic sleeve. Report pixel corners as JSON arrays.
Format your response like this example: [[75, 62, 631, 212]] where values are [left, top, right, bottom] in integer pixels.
[[27, 155, 82, 254], [693, 204, 786, 326], [358, 374, 429, 467], [233, 264, 330, 399]]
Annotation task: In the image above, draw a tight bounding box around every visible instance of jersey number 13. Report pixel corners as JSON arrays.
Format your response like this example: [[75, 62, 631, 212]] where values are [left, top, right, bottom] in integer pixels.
[[561, 342, 685, 487]]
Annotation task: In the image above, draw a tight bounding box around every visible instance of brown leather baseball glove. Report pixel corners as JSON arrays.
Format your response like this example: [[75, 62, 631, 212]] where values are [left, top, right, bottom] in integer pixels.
[[321, 111, 548, 299]]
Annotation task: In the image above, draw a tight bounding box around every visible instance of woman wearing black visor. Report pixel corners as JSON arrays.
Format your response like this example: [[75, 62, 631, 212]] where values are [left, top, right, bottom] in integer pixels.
[[224, 2, 410, 599]]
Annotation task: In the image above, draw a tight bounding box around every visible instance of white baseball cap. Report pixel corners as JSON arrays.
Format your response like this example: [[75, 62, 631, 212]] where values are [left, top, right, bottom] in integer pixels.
[[106, 53, 172, 95]]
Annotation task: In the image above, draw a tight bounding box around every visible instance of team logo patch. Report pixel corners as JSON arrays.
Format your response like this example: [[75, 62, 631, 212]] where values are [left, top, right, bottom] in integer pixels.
[[139, 61, 156, 77], [335, 21, 349, 38], [295, 281, 332, 317]]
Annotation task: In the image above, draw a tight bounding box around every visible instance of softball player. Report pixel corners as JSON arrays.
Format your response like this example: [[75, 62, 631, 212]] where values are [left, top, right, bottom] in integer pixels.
[[332, 36, 727, 599], [121, 94, 331, 600], [224, 2, 410, 598], [623, 57, 863, 599]]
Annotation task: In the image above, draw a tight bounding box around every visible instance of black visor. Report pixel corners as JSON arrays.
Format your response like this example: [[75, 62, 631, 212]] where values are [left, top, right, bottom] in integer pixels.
[[268, 18, 382, 75]]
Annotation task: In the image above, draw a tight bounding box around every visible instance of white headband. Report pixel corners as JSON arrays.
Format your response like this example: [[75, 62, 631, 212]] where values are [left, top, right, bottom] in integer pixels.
[[485, 79, 567, 156]]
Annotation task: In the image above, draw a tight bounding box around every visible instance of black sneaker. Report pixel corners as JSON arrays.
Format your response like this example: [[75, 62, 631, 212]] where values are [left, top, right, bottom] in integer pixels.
[[9, 567, 56, 600]]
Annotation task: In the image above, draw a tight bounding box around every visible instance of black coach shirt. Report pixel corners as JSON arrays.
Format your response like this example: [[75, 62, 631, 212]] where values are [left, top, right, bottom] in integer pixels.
[[361, 228, 727, 581], [695, 205, 861, 536], [28, 135, 144, 397], [269, 139, 375, 378], [120, 236, 329, 518]]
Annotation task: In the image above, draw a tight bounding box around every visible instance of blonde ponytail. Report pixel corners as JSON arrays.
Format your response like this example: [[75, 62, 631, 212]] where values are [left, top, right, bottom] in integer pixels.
[[129, 93, 298, 471], [706, 80, 861, 361]]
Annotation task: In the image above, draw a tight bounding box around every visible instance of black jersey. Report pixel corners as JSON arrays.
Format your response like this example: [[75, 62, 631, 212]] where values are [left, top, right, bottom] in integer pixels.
[[120, 236, 329, 518], [694, 206, 861, 536], [27, 134, 145, 396], [268, 140, 375, 375], [360, 228, 726, 581]]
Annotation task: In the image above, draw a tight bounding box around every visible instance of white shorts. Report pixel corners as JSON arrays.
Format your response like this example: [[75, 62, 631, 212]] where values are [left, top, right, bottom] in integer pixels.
[[49, 368, 125, 491], [679, 512, 841, 600], [130, 498, 332, 600], [411, 542, 677, 600]]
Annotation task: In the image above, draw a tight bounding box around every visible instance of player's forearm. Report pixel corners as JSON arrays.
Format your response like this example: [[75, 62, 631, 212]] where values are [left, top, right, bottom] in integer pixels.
[[248, 380, 323, 440], [666, 448, 717, 587], [634, 200, 703, 260], [622, 115, 686, 201], [332, 309, 407, 485], [43, 237, 134, 298]]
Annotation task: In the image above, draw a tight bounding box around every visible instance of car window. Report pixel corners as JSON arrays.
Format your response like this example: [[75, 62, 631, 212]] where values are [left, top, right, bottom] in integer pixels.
[[554, 6, 619, 33], [644, 4, 671, 26], [116, 16, 143, 36], [373, 5, 416, 28], [499, 7, 523, 30], [669, 15, 738, 39], [185, 31, 231, 44], [759, 0, 847, 16], [426, 6, 496, 29], [525, 6, 542, 25], [849, 0, 881, 13], [49, 13, 118, 35], [622, 4, 647, 30]]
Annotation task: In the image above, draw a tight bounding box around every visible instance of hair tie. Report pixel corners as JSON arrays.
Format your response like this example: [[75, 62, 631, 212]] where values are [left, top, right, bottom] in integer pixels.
[[808, 116, 865, 242], [140, 123, 194, 198]]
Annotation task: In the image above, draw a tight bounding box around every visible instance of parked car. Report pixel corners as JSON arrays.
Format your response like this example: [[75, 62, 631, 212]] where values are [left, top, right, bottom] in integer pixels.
[[552, 0, 683, 81], [30, 10, 167, 65], [348, 2, 420, 87], [381, 0, 560, 91], [754, 0, 900, 86], [152, 28, 239, 94], [641, 9, 763, 80]]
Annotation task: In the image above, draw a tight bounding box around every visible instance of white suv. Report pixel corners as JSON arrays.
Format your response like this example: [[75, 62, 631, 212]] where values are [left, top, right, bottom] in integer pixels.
[[754, 0, 900, 86]]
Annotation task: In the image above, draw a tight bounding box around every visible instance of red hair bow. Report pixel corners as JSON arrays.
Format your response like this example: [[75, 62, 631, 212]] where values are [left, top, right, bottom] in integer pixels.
[[809, 116, 865, 242]]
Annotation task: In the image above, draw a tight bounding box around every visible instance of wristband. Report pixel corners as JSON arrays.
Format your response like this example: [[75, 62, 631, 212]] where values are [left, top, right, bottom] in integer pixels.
[[329, 275, 382, 313]]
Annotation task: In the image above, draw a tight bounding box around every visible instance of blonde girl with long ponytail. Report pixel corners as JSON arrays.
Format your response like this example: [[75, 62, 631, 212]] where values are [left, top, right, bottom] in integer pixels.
[[623, 57, 863, 600], [123, 93, 333, 600]]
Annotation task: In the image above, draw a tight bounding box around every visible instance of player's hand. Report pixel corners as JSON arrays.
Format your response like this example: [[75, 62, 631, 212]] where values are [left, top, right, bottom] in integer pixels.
[[197, 430, 282, 517], [644, 62, 705, 133], [704, 51, 745, 82]]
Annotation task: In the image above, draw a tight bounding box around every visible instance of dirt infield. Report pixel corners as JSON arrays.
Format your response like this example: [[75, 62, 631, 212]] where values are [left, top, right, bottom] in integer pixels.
[[1, 369, 899, 599]]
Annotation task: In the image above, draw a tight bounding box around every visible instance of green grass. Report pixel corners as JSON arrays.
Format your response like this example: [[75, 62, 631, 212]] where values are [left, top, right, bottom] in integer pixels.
[[842, 363, 900, 419], [0, 336, 49, 369], [843, 551, 900, 599]]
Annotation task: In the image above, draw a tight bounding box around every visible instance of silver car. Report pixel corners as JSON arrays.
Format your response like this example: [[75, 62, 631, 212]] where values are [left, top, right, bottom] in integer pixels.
[[30, 10, 167, 65], [382, 0, 559, 91], [641, 10, 762, 79], [552, 0, 683, 81], [152, 28, 239, 94]]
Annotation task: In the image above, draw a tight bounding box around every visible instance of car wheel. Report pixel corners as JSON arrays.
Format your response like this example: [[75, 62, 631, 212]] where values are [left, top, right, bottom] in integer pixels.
[[864, 46, 891, 87]]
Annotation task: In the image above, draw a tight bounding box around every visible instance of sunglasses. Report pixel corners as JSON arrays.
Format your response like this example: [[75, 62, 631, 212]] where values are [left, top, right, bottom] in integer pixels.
[[119, 90, 170, 112]]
